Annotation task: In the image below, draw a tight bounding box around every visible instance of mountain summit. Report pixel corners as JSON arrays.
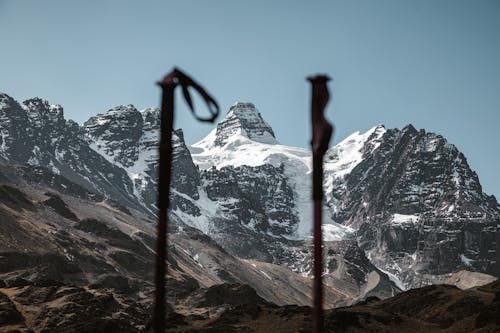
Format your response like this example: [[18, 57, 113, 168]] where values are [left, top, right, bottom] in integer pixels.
[[209, 102, 278, 147]]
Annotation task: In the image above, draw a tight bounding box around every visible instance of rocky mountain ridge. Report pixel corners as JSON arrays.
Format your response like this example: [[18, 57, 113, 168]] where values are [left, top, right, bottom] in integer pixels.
[[0, 93, 497, 293]]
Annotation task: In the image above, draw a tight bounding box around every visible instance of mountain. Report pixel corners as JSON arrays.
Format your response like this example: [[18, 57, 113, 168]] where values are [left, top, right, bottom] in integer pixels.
[[0, 93, 142, 212], [82, 105, 201, 215], [79, 101, 384, 293], [189, 102, 499, 289], [331, 124, 499, 288], [1, 94, 498, 286], [0, 93, 498, 331]]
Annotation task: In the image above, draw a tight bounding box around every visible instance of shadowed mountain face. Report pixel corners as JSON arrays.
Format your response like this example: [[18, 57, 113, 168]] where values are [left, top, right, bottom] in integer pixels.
[[0, 93, 498, 331]]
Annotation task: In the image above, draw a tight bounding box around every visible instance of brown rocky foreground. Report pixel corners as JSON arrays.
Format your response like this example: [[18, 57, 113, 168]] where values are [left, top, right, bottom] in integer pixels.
[[1, 279, 498, 333]]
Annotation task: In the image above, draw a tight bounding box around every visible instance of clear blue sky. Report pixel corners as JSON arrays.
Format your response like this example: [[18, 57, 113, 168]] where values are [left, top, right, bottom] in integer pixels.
[[0, 0, 499, 198]]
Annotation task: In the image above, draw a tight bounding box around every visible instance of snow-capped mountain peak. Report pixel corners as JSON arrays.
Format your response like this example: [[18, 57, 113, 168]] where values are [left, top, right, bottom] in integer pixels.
[[190, 104, 309, 171], [207, 102, 278, 147]]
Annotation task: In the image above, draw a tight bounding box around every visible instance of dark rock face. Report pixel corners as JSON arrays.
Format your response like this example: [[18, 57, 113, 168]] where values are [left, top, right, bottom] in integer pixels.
[[42, 192, 79, 221], [207, 216, 293, 262], [0, 292, 25, 328], [202, 164, 297, 235], [0, 93, 33, 163], [83, 106, 200, 213], [332, 125, 500, 287], [21, 165, 104, 202], [0, 185, 35, 211], [84, 105, 144, 168], [284, 240, 401, 300], [171, 129, 200, 199], [337, 125, 497, 223], [187, 283, 269, 308], [170, 129, 202, 215]]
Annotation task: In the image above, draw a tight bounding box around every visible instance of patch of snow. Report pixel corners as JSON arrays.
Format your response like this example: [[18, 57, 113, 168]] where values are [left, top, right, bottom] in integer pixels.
[[460, 254, 474, 267], [193, 253, 203, 268], [259, 270, 273, 281], [48, 161, 60, 175], [96, 117, 109, 126], [0, 131, 8, 151], [170, 188, 220, 234], [27, 156, 39, 165], [191, 133, 310, 171], [375, 264, 406, 290], [392, 213, 419, 224], [366, 250, 406, 290], [322, 223, 355, 241], [323, 125, 386, 201], [452, 168, 461, 187], [54, 148, 65, 161], [324, 125, 386, 178], [422, 136, 439, 152], [88, 139, 116, 165]]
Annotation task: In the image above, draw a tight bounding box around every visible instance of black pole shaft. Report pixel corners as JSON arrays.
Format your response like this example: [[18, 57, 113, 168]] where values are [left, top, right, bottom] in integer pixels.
[[312, 154, 324, 333], [153, 83, 175, 333], [308, 74, 332, 333]]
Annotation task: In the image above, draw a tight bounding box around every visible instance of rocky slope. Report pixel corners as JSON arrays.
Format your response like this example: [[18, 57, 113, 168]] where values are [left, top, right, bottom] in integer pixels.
[[163, 278, 500, 333], [0, 159, 396, 332]]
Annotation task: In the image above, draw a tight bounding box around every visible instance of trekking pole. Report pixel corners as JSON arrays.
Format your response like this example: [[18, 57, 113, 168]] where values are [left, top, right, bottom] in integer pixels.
[[153, 68, 219, 333], [308, 75, 333, 333]]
